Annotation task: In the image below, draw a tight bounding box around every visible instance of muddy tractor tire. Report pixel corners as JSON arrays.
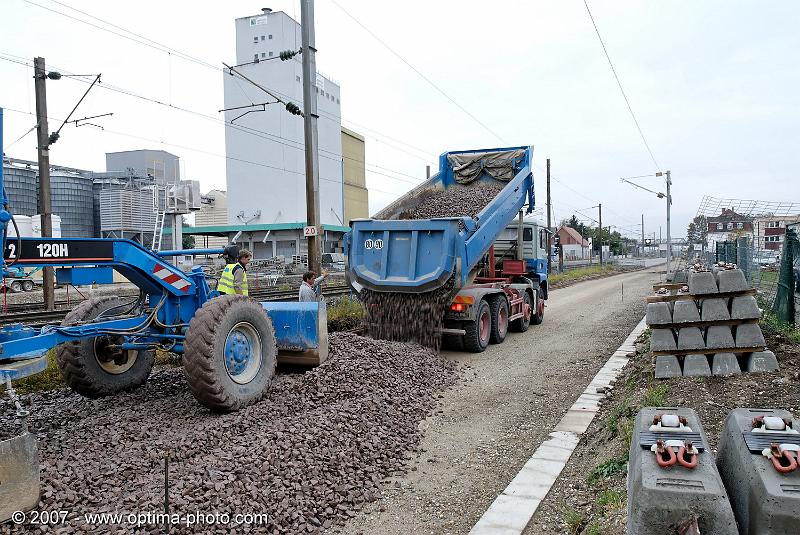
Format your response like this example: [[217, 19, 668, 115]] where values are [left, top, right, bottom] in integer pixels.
[[56, 296, 155, 398], [183, 295, 277, 412]]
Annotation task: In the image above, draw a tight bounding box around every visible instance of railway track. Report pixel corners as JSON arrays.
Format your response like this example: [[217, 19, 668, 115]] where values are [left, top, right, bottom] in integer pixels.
[[0, 284, 353, 327]]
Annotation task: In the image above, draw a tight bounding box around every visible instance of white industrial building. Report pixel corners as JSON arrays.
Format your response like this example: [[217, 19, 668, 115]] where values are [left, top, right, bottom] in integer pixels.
[[202, 8, 348, 260]]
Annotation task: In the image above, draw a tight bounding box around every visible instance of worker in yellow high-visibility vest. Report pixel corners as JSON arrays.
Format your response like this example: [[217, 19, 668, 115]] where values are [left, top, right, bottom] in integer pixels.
[[217, 249, 252, 296]]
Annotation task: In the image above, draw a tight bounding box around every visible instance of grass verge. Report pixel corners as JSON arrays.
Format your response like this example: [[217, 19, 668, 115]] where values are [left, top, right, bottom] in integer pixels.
[[550, 264, 615, 285]]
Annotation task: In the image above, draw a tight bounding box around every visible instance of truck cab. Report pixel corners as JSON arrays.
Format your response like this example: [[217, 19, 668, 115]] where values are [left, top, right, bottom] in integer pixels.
[[493, 220, 550, 299]]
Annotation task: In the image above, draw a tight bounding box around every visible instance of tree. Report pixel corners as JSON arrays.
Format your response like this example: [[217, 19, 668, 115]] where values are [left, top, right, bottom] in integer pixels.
[[181, 216, 195, 249], [687, 215, 709, 252]]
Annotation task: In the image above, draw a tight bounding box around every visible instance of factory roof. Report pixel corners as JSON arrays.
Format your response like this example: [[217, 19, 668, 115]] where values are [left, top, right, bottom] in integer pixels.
[[164, 222, 351, 236]]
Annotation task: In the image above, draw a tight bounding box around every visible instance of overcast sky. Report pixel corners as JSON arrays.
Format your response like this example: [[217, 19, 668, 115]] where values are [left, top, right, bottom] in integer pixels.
[[2, 0, 798, 240]]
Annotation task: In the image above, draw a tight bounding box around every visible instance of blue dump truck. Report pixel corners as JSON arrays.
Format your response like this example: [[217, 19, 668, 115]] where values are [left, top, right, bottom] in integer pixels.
[[346, 146, 548, 352]]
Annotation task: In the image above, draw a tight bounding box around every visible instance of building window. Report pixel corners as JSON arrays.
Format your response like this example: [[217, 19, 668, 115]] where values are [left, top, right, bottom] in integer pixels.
[[336, 98, 340, 104], [269, 34, 273, 39], [253, 36, 258, 43], [716, 223, 723, 230], [269, 51, 273, 57], [727, 222, 733, 230], [768, 221, 780, 228], [261, 52, 266, 58], [254, 54, 259, 61], [261, 35, 265, 41], [296, 75, 301, 82], [737, 222, 743, 229]]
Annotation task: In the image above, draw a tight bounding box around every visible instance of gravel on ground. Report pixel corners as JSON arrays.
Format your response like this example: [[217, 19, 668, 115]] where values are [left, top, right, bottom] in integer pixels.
[[340, 268, 661, 535], [0, 333, 460, 534]]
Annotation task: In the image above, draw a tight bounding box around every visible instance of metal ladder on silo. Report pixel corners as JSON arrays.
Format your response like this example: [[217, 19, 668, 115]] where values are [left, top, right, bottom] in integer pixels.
[[151, 185, 167, 251]]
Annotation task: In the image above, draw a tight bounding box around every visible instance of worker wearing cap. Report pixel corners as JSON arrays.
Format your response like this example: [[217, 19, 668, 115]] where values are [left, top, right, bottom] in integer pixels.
[[217, 249, 252, 296], [299, 270, 328, 301]]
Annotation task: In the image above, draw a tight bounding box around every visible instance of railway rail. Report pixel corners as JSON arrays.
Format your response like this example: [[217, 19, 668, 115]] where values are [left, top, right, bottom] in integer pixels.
[[0, 284, 352, 327]]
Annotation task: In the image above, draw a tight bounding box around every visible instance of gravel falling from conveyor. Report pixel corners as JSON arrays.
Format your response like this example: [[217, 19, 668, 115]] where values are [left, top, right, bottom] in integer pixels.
[[0, 333, 459, 535], [361, 179, 506, 349]]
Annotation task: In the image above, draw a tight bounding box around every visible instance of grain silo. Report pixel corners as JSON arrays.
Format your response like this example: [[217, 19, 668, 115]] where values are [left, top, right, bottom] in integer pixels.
[[49, 170, 95, 237], [2, 159, 38, 216]]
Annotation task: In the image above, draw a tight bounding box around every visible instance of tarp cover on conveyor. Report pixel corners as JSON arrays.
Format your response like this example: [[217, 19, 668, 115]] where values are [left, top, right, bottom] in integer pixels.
[[447, 149, 526, 185]]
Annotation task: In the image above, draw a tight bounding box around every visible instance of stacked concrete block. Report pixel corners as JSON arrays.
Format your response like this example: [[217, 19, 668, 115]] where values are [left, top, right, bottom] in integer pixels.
[[677, 327, 705, 351], [688, 271, 719, 295], [717, 408, 800, 534], [717, 268, 749, 293], [701, 298, 730, 321], [683, 354, 712, 376], [627, 407, 737, 534], [651, 329, 677, 352], [745, 351, 779, 373], [735, 323, 766, 348], [706, 325, 736, 350], [654, 355, 682, 379], [672, 300, 701, 323], [731, 295, 760, 320], [645, 302, 672, 326], [711, 353, 741, 376]]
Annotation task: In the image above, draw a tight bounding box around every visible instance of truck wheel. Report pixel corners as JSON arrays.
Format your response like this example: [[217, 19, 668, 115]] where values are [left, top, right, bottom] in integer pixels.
[[531, 288, 545, 325], [56, 296, 155, 398], [22, 280, 34, 292], [463, 300, 491, 353], [10, 281, 22, 293], [510, 291, 532, 333], [489, 296, 509, 344], [184, 295, 277, 412]]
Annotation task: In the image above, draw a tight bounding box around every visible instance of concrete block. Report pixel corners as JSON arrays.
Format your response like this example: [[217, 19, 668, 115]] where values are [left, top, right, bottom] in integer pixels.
[[654, 355, 682, 379], [650, 328, 677, 352], [627, 407, 737, 535], [735, 323, 766, 348], [712, 353, 741, 376], [672, 270, 688, 284], [717, 268, 749, 293], [700, 298, 730, 321], [646, 302, 673, 326], [731, 296, 760, 320], [672, 300, 700, 323], [677, 327, 705, 351], [745, 351, 779, 373], [682, 354, 711, 376], [689, 271, 719, 295], [717, 408, 800, 534], [706, 325, 735, 350]]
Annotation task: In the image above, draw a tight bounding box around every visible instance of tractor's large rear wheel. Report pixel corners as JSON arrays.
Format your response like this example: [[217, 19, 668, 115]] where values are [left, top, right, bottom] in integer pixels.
[[56, 296, 155, 398], [183, 295, 277, 412]]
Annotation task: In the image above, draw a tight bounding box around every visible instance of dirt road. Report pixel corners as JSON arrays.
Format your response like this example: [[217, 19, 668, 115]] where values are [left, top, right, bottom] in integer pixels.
[[341, 267, 664, 535]]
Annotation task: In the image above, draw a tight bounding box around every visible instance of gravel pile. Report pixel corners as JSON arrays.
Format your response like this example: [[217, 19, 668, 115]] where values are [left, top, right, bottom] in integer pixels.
[[361, 277, 455, 350], [361, 180, 505, 349], [0, 333, 459, 534], [402, 180, 506, 220]]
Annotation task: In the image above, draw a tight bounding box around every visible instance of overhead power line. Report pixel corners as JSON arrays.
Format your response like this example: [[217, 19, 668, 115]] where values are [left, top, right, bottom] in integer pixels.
[[582, 0, 661, 171], [330, 0, 506, 143], [18, 1, 438, 164]]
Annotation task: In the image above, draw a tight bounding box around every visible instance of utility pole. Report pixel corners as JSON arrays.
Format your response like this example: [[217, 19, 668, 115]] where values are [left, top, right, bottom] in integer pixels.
[[641, 213, 645, 258], [301, 0, 322, 275], [665, 170, 672, 277], [34, 56, 55, 311], [546, 158, 552, 274], [598, 203, 603, 266]]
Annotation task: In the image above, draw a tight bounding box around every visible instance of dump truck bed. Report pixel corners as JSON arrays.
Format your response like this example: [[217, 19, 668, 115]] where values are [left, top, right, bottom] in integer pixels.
[[347, 146, 535, 294]]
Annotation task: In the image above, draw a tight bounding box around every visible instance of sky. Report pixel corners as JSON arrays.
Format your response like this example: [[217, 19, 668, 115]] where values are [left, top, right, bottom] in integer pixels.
[[1, 0, 798, 241]]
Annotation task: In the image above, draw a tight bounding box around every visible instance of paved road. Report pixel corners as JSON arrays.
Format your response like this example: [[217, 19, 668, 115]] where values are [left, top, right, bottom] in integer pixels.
[[342, 267, 664, 535]]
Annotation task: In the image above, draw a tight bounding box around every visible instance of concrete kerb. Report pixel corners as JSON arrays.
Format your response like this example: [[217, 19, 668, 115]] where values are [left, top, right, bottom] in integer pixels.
[[469, 317, 648, 535]]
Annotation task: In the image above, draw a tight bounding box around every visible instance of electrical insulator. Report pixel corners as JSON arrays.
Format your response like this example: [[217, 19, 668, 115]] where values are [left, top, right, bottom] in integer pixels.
[[285, 102, 302, 116], [279, 50, 297, 61]]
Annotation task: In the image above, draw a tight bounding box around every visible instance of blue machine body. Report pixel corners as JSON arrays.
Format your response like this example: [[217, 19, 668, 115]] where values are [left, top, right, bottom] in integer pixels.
[[261, 301, 328, 364], [0, 105, 327, 382], [346, 146, 536, 294]]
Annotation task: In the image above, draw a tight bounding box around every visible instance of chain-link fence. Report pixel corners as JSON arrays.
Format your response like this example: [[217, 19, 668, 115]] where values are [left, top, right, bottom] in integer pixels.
[[690, 196, 800, 324]]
